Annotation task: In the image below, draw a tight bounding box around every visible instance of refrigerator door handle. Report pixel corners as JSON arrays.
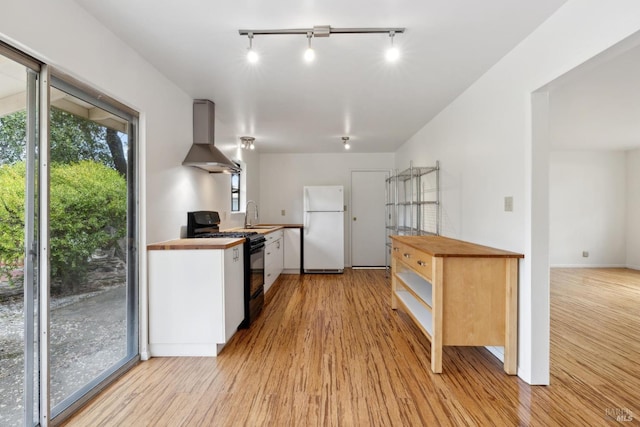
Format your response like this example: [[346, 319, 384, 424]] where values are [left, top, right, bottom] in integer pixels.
[[304, 188, 310, 235]]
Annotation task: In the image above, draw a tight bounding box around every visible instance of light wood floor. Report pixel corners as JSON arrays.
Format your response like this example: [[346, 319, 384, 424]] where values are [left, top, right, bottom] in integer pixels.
[[61, 268, 640, 426]]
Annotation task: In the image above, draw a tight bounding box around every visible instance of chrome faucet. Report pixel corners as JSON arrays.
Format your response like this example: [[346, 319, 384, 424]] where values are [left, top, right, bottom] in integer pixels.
[[244, 200, 259, 228]]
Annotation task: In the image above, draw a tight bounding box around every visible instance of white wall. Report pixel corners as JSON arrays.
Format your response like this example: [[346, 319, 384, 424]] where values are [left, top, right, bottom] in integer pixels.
[[549, 151, 627, 267], [259, 153, 394, 266], [627, 149, 640, 269], [394, 1, 640, 384]]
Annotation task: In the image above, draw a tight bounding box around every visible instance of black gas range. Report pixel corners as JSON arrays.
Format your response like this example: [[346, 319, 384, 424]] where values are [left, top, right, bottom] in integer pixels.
[[187, 211, 266, 328], [196, 230, 264, 243]]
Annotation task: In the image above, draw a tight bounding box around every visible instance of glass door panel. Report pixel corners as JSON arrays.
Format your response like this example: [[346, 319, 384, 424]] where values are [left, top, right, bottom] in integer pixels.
[[47, 86, 133, 414], [0, 53, 38, 427]]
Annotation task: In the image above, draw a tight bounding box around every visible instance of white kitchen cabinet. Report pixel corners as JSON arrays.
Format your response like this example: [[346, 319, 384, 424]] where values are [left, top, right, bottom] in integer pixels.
[[223, 246, 245, 341], [283, 228, 301, 273], [264, 229, 284, 293], [148, 244, 244, 356]]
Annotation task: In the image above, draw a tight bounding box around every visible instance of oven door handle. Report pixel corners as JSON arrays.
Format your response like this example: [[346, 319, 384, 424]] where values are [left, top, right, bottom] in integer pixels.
[[250, 243, 265, 253]]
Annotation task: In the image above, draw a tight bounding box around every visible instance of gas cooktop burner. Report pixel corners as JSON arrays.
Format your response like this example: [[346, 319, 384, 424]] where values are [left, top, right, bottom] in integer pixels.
[[196, 231, 259, 238]]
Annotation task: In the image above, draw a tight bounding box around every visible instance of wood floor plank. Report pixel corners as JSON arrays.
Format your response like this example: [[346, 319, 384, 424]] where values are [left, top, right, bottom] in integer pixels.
[[61, 268, 640, 426]]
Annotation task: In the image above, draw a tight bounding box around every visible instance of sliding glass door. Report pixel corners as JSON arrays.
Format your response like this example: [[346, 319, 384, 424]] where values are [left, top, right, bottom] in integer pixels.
[[0, 43, 138, 426]]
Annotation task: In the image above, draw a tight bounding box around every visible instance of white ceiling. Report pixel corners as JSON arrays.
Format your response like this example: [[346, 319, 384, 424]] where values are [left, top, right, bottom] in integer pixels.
[[71, 0, 568, 153]]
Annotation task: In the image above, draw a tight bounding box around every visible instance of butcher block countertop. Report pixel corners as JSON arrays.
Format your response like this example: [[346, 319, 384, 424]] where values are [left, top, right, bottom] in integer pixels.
[[147, 224, 303, 250], [147, 238, 244, 250], [391, 235, 524, 258], [255, 224, 303, 228]]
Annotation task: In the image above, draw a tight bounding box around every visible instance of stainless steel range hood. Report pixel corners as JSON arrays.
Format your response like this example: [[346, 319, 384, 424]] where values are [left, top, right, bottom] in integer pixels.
[[182, 99, 240, 173]]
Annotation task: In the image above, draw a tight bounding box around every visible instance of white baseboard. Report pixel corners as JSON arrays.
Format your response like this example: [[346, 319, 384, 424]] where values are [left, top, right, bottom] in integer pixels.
[[149, 343, 219, 357], [550, 263, 627, 268], [486, 346, 504, 363]]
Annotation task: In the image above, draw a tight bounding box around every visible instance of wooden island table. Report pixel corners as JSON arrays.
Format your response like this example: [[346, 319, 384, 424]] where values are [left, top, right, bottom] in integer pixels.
[[390, 235, 524, 374]]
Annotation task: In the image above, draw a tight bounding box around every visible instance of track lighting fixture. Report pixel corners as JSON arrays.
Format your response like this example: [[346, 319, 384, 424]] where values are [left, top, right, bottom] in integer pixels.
[[342, 136, 350, 150], [246, 33, 258, 64], [304, 32, 315, 63], [385, 31, 400, 62], [240, 136, 255, 150], [239, 25, 405, 64]]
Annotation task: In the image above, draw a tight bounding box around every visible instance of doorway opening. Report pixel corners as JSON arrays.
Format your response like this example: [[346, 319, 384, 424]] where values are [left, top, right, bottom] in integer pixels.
[[531, 30, 640, 388]]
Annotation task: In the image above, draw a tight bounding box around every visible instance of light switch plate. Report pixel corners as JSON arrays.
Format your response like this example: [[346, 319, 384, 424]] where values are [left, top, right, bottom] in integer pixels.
[[504, 196, 513, 212], [281, 209, 286, 216]]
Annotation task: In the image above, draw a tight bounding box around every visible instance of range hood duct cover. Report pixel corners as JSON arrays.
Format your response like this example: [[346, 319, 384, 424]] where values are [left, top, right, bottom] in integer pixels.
[[182, 99, 240, 173]]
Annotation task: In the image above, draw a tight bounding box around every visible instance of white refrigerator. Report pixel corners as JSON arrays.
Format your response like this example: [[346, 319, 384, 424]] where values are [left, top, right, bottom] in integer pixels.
[[303, 185, 345, 273]]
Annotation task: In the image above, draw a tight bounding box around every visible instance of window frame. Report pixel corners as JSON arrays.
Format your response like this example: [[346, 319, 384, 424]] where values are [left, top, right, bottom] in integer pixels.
[[231, 162, 241, 212]]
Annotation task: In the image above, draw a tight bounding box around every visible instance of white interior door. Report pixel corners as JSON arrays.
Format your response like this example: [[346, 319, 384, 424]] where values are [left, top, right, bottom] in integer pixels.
[[351, 170, 389, 267]]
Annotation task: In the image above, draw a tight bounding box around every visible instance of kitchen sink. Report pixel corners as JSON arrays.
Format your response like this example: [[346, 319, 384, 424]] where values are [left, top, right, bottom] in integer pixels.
[[246, 225, 279, 229]]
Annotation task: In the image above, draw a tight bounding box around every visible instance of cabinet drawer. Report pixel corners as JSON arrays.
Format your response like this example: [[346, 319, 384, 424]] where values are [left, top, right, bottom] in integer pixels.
[[392, 242, 432, 281], [391, 242, 404, 260], [265, 262, 278, 287], [392, 241, 414, 261], [265, 229, 284, 242], [412, 252, 432, 281]]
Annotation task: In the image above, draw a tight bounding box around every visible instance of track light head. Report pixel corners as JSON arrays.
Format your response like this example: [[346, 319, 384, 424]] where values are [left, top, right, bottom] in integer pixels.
[[304, 32, 315, 63], [342, 136, 350, 150], [246, 33, 259, 64], [385, 31, 400, 62]]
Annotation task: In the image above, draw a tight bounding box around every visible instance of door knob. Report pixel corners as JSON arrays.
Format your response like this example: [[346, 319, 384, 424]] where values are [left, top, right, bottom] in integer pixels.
[[353, 217, 357, 221]]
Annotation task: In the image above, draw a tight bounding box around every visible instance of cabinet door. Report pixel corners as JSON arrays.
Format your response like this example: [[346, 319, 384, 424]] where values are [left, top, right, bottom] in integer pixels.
[[283, 228, 301, 271], [149, 249, 223, 356], [224, 245, 244, 341], [275, 238, 284, 276], [265, 240, 278, 290]]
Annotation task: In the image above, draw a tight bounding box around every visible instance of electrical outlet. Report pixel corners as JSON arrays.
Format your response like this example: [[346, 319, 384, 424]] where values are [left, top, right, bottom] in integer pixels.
[[504, 196, 513, 212], [582, 251, 589, 258], [281, 209, 286, 216]]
